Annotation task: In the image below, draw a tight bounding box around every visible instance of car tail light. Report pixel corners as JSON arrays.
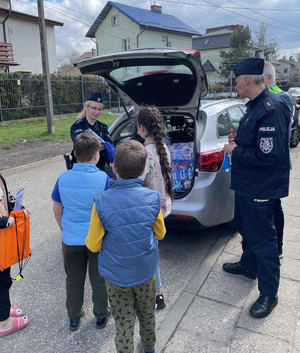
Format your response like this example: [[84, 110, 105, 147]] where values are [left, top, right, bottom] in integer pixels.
[[174, 215, 195, 220], [199, 149, 224, 172]]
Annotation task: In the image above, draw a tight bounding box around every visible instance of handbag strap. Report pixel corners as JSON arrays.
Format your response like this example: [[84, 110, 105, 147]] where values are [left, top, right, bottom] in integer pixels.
[[13, 210, 30, 280]]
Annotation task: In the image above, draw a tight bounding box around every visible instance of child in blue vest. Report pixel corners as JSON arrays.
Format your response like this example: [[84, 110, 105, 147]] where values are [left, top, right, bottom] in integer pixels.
[[86, 139, 166, 353], [51, 133, 110, 331]]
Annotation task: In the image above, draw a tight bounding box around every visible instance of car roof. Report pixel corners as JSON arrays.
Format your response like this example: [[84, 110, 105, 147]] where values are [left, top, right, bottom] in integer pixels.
[[201, 99, 244, 112]]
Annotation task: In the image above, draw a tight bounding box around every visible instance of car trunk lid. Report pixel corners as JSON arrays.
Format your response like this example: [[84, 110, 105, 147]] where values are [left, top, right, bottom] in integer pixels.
[[75, 48, 209, 198], [75, 48, 208, 114]]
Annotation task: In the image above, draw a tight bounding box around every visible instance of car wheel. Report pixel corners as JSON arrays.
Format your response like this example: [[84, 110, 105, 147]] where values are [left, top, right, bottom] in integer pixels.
[[290, 125, 300, 148]]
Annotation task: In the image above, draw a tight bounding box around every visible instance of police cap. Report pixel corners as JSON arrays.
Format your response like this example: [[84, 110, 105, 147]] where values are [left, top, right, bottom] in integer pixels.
[[87, 92, 103, 103], [233, 57, 264, 77]]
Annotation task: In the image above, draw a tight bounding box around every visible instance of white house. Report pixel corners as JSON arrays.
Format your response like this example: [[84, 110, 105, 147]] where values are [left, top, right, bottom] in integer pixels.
[[86, 1, 200, 56], [0, 0, 63, 74], [277, 59, 297, 81], [192, 25, 275, 85], [192, 25, 241, 85]]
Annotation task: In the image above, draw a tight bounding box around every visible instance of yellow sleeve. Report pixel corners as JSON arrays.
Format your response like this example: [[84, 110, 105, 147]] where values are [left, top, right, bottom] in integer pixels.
[[85, 203, 105, 252], [153, 209, 166, 240]]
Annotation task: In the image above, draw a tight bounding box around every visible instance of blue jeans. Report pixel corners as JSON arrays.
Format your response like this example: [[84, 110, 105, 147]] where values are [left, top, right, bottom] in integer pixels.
[[155, 267, 161, 290]]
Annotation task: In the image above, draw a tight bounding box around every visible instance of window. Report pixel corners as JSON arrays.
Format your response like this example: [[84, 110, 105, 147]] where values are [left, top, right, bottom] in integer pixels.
[[111, 15, 119, 27], [240, 105, 247, 114], [227, 106, 244, 133], [217, 111, 231, 137], [122, 39, 130, 51], [284, 68, 288, 74], [162, 35, 171, 47], [203, 39, 210, 45]]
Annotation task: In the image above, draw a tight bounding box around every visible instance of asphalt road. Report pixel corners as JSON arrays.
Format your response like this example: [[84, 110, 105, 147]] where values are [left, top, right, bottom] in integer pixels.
[[1, 156, 234, 353]]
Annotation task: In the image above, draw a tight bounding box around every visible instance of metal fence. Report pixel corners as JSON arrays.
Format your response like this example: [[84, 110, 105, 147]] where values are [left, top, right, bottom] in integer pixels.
[[0, 76, 121, 122]]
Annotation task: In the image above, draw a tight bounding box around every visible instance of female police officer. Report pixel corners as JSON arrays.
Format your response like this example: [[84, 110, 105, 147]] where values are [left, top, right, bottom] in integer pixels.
[[222, 57, 291, 318], [70, 92, 114, 172]]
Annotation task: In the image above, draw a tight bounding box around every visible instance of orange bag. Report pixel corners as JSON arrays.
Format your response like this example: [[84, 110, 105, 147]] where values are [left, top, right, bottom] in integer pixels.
[[0, 210, 32, 272]]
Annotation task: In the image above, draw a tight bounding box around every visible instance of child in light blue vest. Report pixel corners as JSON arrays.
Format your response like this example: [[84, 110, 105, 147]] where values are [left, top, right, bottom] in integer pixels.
[[52, 133, 110, 331]]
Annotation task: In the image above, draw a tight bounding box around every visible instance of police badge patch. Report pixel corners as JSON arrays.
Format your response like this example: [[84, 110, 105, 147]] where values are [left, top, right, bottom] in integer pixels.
[[260, 137, 273, 154]]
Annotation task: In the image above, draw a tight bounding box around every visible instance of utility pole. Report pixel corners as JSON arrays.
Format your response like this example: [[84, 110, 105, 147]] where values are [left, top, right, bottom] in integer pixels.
[[37, 0, 55, 134]]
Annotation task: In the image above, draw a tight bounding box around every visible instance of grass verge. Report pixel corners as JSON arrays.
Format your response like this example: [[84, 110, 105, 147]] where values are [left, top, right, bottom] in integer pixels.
[[0, 112, 119, 145]]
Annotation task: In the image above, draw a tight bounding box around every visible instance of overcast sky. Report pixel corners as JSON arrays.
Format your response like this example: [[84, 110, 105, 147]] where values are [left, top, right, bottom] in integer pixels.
[[11, 0, 300, 60]]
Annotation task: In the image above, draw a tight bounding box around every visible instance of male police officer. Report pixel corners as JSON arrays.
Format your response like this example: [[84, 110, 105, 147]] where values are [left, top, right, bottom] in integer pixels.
[[223, 57, 291, 318], [263, 62, 293, 259]]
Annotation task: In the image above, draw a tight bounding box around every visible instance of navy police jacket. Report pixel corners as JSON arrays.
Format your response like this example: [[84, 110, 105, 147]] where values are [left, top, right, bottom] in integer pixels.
[[231, 87, 290, 199], [70, 117, 113, 171]]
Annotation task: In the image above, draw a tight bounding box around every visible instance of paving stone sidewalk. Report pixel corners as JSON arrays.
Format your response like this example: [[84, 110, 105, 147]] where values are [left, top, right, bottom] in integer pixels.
[[156, 145, 300, 353]]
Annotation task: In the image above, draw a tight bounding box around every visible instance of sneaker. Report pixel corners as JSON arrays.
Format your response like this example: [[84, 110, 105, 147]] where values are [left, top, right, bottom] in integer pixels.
[[155, 293, 166, 310], [96, 316, 108, 329], [70, 318, 80, 331], [70, 308, 85, 331]]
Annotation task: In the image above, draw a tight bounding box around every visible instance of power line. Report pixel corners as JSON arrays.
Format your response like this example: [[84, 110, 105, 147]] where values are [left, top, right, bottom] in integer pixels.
[[159, 0, 300, 36], [13, 0, 300, 55], [14, 0, 91, 28], [159, 0, 300, 12], [44, 1, 95, 24], [226, 0, 300, 32]]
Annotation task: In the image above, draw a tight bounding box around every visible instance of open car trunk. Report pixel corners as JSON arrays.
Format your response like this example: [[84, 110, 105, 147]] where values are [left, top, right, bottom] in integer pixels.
[[109, 111, 196, 198], [75, 48, 208, 198]]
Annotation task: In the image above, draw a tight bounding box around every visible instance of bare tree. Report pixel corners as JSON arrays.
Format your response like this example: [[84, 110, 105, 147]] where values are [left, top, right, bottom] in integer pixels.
[[254, 23, 279, 57], [57, 47, 81, 76]]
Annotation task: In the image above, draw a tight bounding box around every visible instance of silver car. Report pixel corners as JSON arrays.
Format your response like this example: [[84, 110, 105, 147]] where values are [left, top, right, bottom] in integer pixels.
[[75, 48, 245, 228], [288, 87, 300, 105]]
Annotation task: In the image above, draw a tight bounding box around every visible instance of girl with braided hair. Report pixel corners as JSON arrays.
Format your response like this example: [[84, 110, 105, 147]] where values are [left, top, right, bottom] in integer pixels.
[[136, 106, 173, 310]]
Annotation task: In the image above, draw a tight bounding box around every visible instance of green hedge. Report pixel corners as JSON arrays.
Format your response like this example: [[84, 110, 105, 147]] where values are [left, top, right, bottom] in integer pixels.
[[0, 73, 118, 122]]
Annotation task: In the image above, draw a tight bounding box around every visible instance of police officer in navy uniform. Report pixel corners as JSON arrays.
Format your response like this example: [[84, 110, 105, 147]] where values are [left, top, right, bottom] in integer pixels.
[[223, 57, 291, 318], [263, 62, 294, 259], [70, 92, 113, 172]]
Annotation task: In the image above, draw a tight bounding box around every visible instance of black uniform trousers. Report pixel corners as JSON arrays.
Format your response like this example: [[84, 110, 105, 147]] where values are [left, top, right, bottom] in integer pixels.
[[274, 199, 284, 253], [0, 267, 12, 321], [235, 194, 280, 298]]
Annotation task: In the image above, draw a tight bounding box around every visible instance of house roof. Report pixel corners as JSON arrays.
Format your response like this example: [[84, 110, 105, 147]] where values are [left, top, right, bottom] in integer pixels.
[[86, 1, 200, 38], [192, 32, 231, 51], [75, 51, 93, 63], [203, 60, 216, 72], [278, 59, 296, 67], [0, 7, 63, 27]]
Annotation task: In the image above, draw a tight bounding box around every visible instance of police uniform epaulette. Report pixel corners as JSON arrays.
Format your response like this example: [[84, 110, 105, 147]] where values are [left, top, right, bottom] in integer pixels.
[[263, 97, 275, 111]]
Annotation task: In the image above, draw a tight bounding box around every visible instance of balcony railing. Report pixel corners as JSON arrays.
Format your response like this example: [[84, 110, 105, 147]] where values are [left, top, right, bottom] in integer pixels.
[[0, 42, 19, 66]]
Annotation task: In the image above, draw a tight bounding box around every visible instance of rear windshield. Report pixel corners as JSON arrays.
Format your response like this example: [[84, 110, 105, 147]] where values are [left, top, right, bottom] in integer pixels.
[[109, 64, 193, 82], [108, 63, 196, 106]]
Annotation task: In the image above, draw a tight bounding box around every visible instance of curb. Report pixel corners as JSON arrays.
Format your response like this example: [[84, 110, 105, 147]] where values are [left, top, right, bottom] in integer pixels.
[[156, 232, 231, 352], [1, 155, 63, 175]]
